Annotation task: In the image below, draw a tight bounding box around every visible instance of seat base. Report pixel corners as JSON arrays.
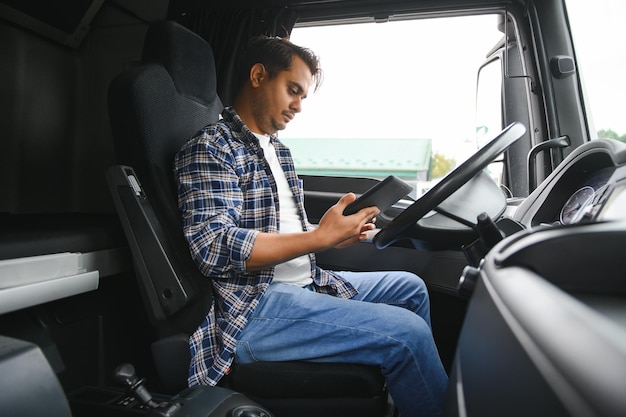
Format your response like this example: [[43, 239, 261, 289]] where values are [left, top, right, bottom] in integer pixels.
[[152, 334, 388, 416]]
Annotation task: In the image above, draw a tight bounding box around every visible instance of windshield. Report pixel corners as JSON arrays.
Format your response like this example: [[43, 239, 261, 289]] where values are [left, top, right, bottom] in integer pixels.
[[283, 14, 503, 197]]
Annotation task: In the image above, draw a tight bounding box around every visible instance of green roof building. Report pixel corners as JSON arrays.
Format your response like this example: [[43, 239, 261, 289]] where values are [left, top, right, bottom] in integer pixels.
[[280, 138, 432, 181]]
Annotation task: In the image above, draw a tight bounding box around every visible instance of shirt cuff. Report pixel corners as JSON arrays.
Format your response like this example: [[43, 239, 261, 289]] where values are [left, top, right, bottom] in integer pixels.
[[227, 228, 258, 273]]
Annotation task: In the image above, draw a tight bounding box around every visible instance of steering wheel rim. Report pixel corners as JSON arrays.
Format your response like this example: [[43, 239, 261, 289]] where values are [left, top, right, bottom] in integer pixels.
[[373, 122, 527, 249]]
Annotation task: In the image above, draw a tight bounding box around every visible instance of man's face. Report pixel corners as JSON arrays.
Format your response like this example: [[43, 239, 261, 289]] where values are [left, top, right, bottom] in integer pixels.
[[251, 56, 312, 135]]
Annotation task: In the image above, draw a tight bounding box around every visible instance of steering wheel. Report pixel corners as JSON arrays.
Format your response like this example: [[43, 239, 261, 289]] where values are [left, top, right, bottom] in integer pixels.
[[373, 122, 527, 249]]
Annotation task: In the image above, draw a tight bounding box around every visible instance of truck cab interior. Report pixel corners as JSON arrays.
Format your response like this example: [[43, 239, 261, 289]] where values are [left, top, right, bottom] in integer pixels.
[[1, 0, 625, 416]]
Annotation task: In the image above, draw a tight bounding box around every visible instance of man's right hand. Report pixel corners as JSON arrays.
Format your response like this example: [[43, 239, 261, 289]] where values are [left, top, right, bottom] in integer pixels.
[[246, 193, 379, 271], [314, 193, 380, 249]]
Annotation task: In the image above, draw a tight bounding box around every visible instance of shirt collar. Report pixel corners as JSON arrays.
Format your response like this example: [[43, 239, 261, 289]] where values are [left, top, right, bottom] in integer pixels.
[[221, 107, 278, 146]]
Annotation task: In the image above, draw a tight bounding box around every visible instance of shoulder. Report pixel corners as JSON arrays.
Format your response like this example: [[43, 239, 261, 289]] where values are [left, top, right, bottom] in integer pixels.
[[177, 119, 236, 156], [175, 108, 256, 164]]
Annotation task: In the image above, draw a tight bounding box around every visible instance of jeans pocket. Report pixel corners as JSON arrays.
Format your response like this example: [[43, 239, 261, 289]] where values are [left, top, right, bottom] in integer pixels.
[[234, 340, 257, 363]]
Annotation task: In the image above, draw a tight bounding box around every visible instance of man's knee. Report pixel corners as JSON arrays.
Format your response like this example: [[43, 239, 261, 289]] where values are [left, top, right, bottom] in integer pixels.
[[378, 309, 436, 364], [394, 272, 429, 306], [390, 271, 427, 290]]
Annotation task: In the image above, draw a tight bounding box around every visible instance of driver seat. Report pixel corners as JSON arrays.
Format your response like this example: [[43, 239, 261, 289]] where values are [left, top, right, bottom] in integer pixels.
[[106, 20, 387, 417]]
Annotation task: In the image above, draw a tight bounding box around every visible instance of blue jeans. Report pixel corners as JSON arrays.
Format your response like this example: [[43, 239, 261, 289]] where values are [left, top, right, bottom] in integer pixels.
[[234, 271, 448, 417]]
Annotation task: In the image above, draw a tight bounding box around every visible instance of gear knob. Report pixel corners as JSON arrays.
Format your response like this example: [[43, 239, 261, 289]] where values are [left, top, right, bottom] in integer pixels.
[[114, 363, 158, 408]]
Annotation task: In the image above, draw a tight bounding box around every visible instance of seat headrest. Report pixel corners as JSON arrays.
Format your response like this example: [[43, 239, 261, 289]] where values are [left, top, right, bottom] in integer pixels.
[[142, 21, 219, 107]]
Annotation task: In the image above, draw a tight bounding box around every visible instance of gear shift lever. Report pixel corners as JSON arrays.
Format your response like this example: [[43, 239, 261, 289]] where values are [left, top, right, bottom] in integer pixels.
[[114, 363, 182, 416], [114, 363, 159, 408]]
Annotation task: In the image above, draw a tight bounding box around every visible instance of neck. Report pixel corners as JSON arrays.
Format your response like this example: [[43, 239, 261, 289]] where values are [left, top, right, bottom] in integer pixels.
[[233, 93, 261, 133]]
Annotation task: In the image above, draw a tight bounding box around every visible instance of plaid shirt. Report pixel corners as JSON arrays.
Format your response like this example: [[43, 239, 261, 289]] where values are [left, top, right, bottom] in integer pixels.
[[174, 107, 358, 387]]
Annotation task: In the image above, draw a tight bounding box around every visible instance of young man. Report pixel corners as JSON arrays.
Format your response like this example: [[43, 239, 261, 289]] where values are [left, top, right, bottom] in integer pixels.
[[174, 35, 448, 417]]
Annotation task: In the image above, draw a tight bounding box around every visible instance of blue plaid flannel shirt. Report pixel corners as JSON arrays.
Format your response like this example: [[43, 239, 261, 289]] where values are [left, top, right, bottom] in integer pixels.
[[174, 107, 358, 387]]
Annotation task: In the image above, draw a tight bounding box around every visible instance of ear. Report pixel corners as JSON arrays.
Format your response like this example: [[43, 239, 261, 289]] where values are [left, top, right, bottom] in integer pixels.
[[249, 63, 266, 87]]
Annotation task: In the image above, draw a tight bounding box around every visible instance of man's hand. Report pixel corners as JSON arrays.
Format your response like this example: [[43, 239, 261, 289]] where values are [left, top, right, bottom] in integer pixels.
[[247, 193, 379, 271], [314, 193, 380, 249]]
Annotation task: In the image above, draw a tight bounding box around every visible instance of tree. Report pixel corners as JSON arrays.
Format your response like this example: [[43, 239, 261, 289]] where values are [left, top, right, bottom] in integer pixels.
[[598, 129, 626, 143], [430, 152, 455, 179]]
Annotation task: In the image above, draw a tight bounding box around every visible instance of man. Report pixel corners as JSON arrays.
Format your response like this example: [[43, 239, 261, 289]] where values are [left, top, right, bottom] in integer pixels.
[[174, 35, 448, 417]]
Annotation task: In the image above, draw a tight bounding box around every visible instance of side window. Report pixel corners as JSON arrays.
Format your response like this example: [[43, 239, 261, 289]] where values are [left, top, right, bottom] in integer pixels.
[[283, 14, 504, 197], [476, 58, 504, 149], [564, 0, 626, 143], [476, 57, 505, 187]]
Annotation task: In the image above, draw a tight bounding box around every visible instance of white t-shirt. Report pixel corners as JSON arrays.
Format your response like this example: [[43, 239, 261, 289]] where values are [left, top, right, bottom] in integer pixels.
[[255, 133, 313, 287]]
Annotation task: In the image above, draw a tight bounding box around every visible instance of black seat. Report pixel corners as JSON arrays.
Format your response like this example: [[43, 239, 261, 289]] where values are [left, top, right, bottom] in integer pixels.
[[106, 20, 387, 417]]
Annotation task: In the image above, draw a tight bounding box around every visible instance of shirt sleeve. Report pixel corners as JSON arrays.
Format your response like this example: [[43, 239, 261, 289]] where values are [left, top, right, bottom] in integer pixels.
[[174, 130, 258, 277]]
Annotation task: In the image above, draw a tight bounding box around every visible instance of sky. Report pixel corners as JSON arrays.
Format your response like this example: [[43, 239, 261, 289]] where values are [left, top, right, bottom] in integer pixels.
[[282, 2, 626, 160]]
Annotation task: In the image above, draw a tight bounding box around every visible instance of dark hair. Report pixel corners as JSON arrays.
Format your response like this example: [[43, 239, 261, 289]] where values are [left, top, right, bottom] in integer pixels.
[[236, 35, 322, 94]]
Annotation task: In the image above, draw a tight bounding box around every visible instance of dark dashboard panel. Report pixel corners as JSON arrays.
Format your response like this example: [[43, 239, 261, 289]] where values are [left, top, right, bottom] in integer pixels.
[[447, 138, 626, 417], [557, 166, 612, 225], [514, 139, 626, 227], [525, 152, 614, 225], [447, 222, 626, 417]]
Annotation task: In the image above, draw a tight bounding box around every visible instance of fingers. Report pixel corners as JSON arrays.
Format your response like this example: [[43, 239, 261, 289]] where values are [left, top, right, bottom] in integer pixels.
[[336, 192, 357, 208], [335, 226, 379, 248], [337, 193, 379, 220], [361, 222, 376, 232], [316, 193, 381, 250], [359, 227, 380, 243]]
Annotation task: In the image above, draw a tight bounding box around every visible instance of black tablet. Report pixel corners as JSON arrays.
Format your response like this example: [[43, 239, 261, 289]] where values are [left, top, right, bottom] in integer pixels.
[[343, 175, 413, 216]]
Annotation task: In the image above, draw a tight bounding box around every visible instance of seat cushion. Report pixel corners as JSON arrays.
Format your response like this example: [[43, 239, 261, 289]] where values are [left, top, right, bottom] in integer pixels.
[[226, 361, 385, 398]]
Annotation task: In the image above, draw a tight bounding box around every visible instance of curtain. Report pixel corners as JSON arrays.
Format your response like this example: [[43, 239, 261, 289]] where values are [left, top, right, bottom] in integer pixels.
[[177, 8, 299, 105]]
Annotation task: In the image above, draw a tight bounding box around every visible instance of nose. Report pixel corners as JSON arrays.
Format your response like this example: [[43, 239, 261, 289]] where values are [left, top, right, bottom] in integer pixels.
[[291, 96, 303, 113]]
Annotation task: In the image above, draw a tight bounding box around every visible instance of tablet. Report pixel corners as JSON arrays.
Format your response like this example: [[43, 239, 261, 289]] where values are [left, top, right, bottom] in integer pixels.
[[343, 175, 413, 216]]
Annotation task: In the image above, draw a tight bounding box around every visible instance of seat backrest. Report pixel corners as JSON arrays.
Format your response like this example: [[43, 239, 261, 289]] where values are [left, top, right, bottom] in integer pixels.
[[107, 21, 223, 338], [110, 20, 222, 239]]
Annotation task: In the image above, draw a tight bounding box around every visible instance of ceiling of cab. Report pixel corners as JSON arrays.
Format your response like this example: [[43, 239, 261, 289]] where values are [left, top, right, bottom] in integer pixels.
[[0, 0, 515, 47], [169, 0, 516, 22]]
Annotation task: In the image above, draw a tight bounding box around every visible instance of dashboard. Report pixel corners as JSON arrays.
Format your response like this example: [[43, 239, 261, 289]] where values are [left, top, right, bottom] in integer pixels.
[[558, 166, 612, 225], [450, 138, 626, 417], [513, 138, 626, 228]]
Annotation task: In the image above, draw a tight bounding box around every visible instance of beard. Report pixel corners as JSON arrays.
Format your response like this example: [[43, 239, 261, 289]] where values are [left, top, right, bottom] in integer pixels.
[[250, 93, 285, 134]]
